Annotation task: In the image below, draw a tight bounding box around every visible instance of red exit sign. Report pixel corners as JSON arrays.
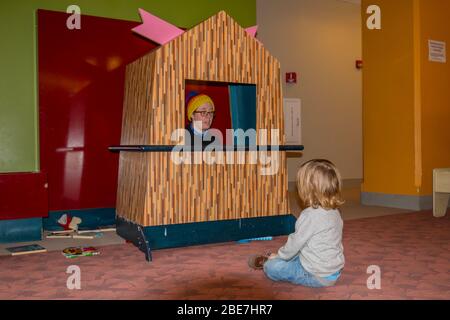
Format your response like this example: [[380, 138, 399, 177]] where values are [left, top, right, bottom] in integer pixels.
[[286, 72, 297, 84]]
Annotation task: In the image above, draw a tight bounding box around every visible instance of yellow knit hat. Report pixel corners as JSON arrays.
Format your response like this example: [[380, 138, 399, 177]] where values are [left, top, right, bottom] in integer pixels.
[[187, 94, 215, 121]]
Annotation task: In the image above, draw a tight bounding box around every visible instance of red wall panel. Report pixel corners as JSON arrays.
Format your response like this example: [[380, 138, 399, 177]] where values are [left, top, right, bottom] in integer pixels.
[[38, 10, 157, 211], [0, 173, 48, 220]]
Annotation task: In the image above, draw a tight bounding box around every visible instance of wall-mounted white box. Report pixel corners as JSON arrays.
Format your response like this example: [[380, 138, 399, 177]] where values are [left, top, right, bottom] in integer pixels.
[[283, 98, 302, 145]]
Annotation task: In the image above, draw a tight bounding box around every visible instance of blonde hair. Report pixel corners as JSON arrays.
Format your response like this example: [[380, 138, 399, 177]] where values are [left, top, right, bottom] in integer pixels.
[[296, 159, 345, 210]]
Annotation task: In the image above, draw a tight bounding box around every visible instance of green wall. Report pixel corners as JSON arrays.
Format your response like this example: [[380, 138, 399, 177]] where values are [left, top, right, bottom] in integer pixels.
[[0, 0, 256, 173]]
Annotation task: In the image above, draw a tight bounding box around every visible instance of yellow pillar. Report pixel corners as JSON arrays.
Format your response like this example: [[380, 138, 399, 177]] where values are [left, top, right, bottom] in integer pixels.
[[361, 0, 450, 210]]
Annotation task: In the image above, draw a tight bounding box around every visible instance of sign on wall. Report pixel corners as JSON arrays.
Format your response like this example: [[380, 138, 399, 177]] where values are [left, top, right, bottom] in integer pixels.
[[428, 40, 446, 63]]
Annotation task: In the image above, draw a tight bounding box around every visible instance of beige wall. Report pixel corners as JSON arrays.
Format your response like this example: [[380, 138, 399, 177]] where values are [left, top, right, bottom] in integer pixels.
[[257, 0, 362, 181]]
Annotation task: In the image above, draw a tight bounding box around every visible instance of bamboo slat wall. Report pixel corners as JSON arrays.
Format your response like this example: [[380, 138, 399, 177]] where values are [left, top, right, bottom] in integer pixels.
[[117, 11, 289, 227]]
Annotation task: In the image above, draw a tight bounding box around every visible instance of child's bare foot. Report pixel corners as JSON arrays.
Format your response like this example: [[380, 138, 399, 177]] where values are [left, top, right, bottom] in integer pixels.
[[248, 254, 270, 270], [268, 253, 278, 260]]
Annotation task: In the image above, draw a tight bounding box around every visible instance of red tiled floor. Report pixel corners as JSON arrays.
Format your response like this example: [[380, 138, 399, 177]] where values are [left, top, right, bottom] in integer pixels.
[[0, 210, 449, 300]]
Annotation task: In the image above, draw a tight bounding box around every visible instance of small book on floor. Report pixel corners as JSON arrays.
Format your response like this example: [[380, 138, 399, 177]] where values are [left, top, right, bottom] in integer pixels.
[[62, 246, 99, 258], [77, 226, 116, 234], [47, 229, 75, 234], [6, 244, 47, 256], [72, 232, 102, 239], [46, 232, 73, 239]]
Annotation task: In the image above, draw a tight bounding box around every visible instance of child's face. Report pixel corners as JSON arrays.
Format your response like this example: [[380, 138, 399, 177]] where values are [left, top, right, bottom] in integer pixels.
[[192, 102, 215, 131]]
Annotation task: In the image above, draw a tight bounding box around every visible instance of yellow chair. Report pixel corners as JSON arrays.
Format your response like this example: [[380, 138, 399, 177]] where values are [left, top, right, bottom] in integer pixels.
[[433, 168, 450, 217]]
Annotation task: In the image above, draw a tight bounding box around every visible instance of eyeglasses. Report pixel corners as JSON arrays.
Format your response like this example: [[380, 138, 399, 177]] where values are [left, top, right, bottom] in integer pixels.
[[194, 111, 215, 117]]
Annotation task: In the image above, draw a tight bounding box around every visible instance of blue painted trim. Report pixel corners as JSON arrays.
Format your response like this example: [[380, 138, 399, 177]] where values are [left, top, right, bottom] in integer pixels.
[[117, 215, 295, 251], [43, 208, 116, 231], [0, 218, 42, 243]]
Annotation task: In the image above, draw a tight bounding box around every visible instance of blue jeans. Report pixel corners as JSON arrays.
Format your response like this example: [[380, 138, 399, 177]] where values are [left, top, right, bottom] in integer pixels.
[[263, 256, 339, 288]]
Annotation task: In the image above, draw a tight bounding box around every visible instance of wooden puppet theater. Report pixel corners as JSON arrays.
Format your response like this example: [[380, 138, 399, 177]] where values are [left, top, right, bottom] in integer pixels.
[[113, 11, 303, 261]]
